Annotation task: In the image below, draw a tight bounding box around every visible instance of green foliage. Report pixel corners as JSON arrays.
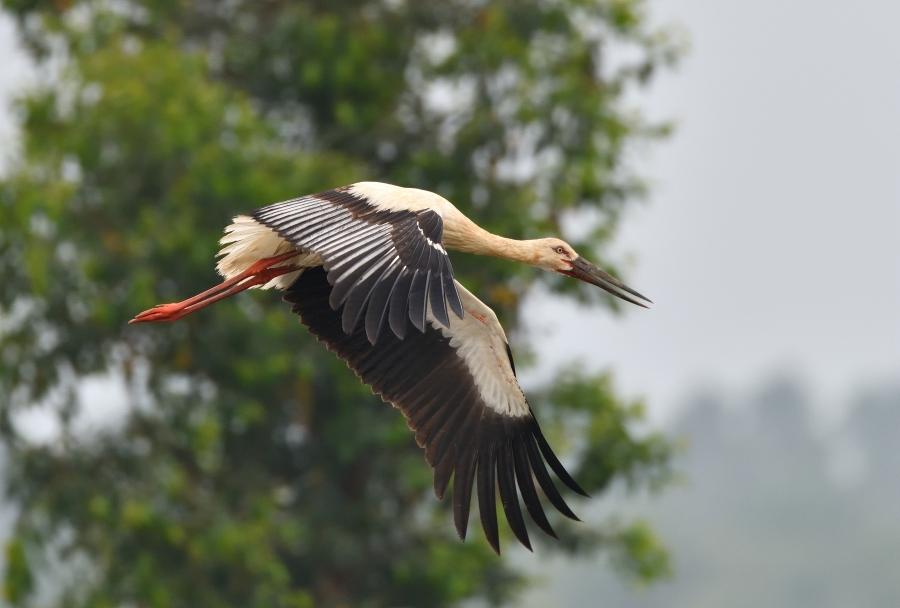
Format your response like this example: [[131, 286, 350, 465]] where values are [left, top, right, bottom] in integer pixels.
[[3, 538, 33, 604], [0, 1, 681, 605]]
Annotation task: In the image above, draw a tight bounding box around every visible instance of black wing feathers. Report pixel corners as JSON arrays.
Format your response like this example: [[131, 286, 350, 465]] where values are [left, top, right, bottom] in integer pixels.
[[477, 440, 500, 553], [441, 261, 465, 320], [498, 440, 531, 550], [429, 260, 449, 327], [533, 424, 589, 497], [525, 434, 580, 521], [388, 269, 414, 340], [285, 267, 584, 554], [363, 260, 401, 344], [253, 187, 463, 343], [513, 440, 557, 539], [453, 448, 478, 540]]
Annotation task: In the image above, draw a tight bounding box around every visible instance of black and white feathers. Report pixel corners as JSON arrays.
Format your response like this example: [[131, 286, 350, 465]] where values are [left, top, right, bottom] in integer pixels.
[[285, 267, 587, 553], [211, 182, 590, 553], [253, 187, 464, 344]]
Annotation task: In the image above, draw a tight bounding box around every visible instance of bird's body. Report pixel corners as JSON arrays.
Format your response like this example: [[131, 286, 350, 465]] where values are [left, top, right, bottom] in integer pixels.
[[132, 182, 650, 553]]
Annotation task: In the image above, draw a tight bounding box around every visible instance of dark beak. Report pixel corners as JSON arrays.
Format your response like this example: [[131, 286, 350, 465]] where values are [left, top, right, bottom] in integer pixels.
[[565, 257, 652, 308]]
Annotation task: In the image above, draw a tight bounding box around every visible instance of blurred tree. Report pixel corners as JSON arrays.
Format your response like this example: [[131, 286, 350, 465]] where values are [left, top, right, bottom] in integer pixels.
[[0, 1, 681, 606]]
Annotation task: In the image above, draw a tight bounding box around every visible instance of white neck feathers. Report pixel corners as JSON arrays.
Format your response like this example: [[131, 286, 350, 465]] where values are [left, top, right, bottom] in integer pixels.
[[442, 216, 538, 265]]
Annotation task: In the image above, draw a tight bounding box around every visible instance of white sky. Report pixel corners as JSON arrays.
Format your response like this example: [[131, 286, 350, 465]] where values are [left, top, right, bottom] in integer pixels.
[[2, 1, 898, 430], [0, 15, 31, 168], [527, 0, 900, 425]]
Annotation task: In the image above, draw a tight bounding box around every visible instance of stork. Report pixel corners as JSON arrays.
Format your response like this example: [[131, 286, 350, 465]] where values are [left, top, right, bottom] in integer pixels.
[[130, 182, 650, 553]]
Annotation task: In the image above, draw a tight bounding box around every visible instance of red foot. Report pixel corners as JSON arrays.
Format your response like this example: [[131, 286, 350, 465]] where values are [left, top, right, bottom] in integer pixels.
[[129, 301, 193, 323], [130, 252, 299, 324]]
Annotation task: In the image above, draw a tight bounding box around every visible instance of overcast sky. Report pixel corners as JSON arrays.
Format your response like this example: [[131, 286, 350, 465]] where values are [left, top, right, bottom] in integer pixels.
[[2, 1, 898, 429], [527, 0, 900, 426]]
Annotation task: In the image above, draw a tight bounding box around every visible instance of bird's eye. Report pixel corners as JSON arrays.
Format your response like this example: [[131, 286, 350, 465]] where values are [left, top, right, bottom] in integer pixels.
[[554, 246, 566, 255]]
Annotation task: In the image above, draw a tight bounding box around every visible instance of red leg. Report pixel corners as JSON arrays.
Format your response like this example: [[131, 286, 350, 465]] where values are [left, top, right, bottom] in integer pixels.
[[130, 252, 300, 324]]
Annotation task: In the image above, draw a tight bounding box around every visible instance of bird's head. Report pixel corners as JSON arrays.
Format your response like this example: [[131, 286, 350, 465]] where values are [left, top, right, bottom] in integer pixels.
[[530, 237, 652, 308]]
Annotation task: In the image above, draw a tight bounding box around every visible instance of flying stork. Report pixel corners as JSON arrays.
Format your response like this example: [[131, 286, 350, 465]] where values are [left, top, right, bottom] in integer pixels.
[[130, 182, 650, 553]]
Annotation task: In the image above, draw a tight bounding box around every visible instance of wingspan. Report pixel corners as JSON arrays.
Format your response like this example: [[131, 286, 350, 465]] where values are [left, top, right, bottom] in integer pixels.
[[253, 187, 464, 344], [284, 267, 587, 553]]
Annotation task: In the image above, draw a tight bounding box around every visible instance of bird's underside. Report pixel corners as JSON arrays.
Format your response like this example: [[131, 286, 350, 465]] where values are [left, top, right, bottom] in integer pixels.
[[285, 266, 586, 553], [132, 182, 652, 553]]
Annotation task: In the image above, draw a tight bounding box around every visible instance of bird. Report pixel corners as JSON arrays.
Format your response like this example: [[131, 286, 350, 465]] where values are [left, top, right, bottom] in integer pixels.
[[130, 181, 651, 553]]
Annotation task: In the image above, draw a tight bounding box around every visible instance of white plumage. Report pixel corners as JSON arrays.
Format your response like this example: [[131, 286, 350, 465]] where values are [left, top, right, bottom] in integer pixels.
[[216, 215, 306, 290], [440, 281, 527, 418], [132, 181, 651, 553]]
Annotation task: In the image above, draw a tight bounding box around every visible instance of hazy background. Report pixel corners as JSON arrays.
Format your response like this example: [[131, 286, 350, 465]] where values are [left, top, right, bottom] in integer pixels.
[[526, 0, 900, 426], [2, 0, 897, 442], [522, 1, 900, 604], [1, 1, 898, 606]]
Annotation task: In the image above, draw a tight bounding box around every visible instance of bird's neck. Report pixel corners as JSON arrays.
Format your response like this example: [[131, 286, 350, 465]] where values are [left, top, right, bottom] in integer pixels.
[[445, 219, 538, 265], [481, 233, 540, 264]]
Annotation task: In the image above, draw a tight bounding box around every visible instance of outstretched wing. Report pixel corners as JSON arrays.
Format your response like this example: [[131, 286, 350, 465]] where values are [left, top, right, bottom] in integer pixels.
[[284, 267, 587, 554], [253, 186, 463, 344]]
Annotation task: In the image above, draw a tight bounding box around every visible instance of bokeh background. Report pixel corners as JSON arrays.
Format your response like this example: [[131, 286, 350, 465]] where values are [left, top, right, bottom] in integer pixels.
[[1, 1, 898, 607]]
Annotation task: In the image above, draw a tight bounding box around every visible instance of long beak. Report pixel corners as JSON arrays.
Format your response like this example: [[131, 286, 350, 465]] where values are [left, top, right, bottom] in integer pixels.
[[564, 256, 652, 308]]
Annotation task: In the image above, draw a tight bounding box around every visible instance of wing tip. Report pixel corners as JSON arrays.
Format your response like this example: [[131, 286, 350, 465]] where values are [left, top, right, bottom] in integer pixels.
[[531, 421, 589, 498], [442, 413, 586, 554]]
